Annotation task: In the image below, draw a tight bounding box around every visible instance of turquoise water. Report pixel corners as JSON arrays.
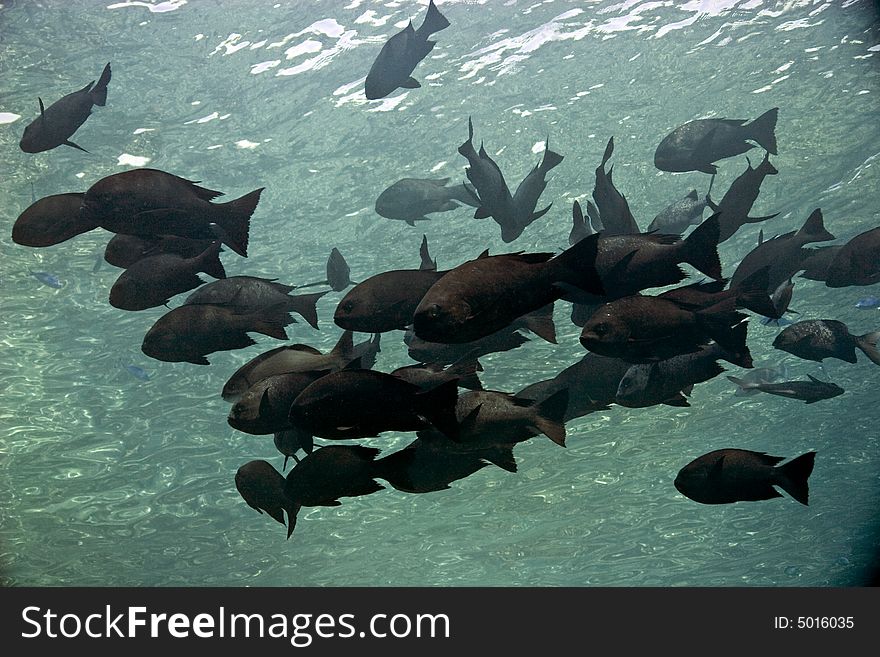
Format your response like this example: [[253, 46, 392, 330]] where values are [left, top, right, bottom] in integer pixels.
[[1, 0, 878, 587]]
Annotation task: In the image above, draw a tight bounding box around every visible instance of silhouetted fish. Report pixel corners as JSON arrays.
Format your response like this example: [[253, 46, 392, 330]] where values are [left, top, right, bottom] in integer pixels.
[[799, 245, 843, 282], [405, 326, 530, 365], [707, 152, 779, 243], [726, 374, 844, 403], [20, 62, 111, 153], [103, 233, 225, 270], [228, 369, 328, 435], [458, 117, 515, 227], [823, 226, 880, 288], [364, 0, 450, 100], [772, 319, 880, 366], [592, 137, 640, 235], [297, 248, 357, 292], [674, 449, 815, 505], [647, 189, 709, 235], [498, 141, 564, 242], [235, 459, 297, 538], [375, 439, 491, 492], [81, 168, 263, 257], [655, 108, 778, 174], [658, 266, 779, 319], [12, 193, 98, 247], [375, 178, 479, 225]]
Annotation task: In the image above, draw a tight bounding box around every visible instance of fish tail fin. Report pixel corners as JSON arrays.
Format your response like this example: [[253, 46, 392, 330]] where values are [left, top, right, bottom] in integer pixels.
[[695, 299, 751, 355], [776, 451, 816, 506], [418, 0, 451, 38], [540, 147, 564, 173], [747, 107, 778, 155], [197, 240, 227, 280], [330, 329, 355, 362], [287, 290, 328, 330], [528, 388, 569, 447], [458, 117, 478, 160], [734, 265, 779, 318], [856, 330, 880, 366], [215, 187, 263, 257], [415, 379, 460, 441], [552, 232, 604, 296], [283, 499, 302, 540], [726, 375, 756, 391], [717, 321, 753, 368], [757, 150, 778, 176], [521, 302, 557, 344], [743, 212, 779, 226], [91, 62, 112, 106], [796, 208, 835, 244], [600, 136, 614, 168], [483, 444, 518, 473], [681, 213, 723, 280]]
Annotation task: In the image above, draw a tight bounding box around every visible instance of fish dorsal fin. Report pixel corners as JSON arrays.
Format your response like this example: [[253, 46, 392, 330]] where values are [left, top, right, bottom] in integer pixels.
[[38, 97, 45, 117], [601, 136, 614, 168], [259, 388, 272, 416], [806, 373, 825, 384], [477, 249, 491, 259], [343, 356, 364, 371], [686, 189, 698, 200], [419, 234, 437, 271], [458, 403, 483, 435]]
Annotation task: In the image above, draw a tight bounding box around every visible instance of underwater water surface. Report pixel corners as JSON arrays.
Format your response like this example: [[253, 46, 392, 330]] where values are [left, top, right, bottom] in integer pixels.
[[1, 0, 879, 587]]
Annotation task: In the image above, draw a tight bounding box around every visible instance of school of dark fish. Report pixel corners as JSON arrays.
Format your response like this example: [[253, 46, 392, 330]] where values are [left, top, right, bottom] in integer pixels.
[[13, 0, 880, 542]]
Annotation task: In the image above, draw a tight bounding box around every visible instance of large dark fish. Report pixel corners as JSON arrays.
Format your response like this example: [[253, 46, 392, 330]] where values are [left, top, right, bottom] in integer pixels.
[[674, 449, 816, 505], [497, 141, 564, 243], [772, 319, 880, 366], [647, 189, 709, 235], [235, 459, 297, 538], [457, 117, 515, 227], [221, 330, 374, 402], [288, 370, 460, 440], [103, 233, 225, 270], [707, 152, 779, 243], [142, 302, 294, 365], [375, 439, 491, 492], [108, 241, 226, 311], [823, 226, 880, 288], [375, 178, 479, 226], [412, 235, 602, 344], [80, 168, 263, 257], [183, 276, 326, 329], [12, 193, 98, 247], [579, 295, 749, 364], [591, 137, 640, 235], [19, 62, 111, 153], [654, 108, 778, 174], [729, 209, 835, 292], [228, 369, 328, 435], [364, 0, 450, 100], [726, 374, 844, 403]]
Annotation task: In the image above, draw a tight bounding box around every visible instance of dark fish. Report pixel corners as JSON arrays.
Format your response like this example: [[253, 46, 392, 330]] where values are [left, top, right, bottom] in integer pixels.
[[228, 369, 328, 435], [364, 0, 450, 100], [221, 330, 365, 402], [109, 241, 225, 311], [12, 193, 98, 247], [334, 267, 445, 333], [80, 168, 263, 257], [580, 295, 749, 364], [674, 449, 816, 505], [103, 233, 225, 270], [798, 245, 843, 282], [654, 108, 778, 174], [30, 271, 63, 288], [141, 302, 293, 365], [729, 209, 835, 293], [289, 370, 460, 440], [647, 189, 709, 235], [517, 352, 628, 422], [569, 199, 599, 245], [19, 62, 111, 153], [274, 427, 314, 471], [497, 141, 564, 243], [591, 137, 640, 235], [457, 117, 515, 227], [297, 248, 357, 292], [772, 319, 880, 366], [413, 235, 602, 344], [235, 459, 298, 538], [405, 326, 531, 365], [375, 178, 479, 226], [823, 226, 880, 288], [706, 152, 779, 243], [183, 276, 326, 329], [391, 358, 483, 391], [726, 374, 844, 403], [375, 439, 491, 493], [616, 330, 751, 409]]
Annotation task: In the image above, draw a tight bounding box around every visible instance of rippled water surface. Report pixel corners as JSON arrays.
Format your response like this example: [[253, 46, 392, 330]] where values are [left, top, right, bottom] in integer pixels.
[[1, 0, 879, 587]]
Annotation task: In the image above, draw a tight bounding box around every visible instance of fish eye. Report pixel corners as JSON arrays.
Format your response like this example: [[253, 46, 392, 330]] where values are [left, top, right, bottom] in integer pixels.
[[427, 304, 442, 319]]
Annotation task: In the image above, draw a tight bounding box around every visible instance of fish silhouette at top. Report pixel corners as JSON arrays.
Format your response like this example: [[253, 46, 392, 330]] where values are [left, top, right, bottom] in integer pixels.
[[20, 62, 111, 154], [654, 108, 778, 174], [364, 0, 450, 100]]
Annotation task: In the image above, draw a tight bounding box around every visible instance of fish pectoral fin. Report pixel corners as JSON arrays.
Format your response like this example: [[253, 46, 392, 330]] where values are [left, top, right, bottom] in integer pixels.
[[474, 206, 492, 219], [401, 77, 421, 89], [64, 140, 89, 153]]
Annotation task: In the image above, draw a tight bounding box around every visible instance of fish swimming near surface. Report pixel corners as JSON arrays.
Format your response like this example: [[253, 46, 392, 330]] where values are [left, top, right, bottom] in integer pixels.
[[654, 108, 778, 174], [273, 427, 314, 471], [80, 168, 263, 258], [497, 141, 565, 243], [726, 374, 844, 403], [30, 271, 63, 288], [12, 192, 99, 247], [674, 448, 816, 505], [457, 117, 515, 227], [647, 189, 709, 236], [591, 137, 640, 235], [297, 248, 357, 292], [706, 151, 779, 243], [364, 0, 450, 100], [772, 319, 880, 366], [108, 241, 226, 311], [822, 226, 880, 289], [183, 276, 326, 329], [375, 178, 480, 226], [19, 62, 111, 153]]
